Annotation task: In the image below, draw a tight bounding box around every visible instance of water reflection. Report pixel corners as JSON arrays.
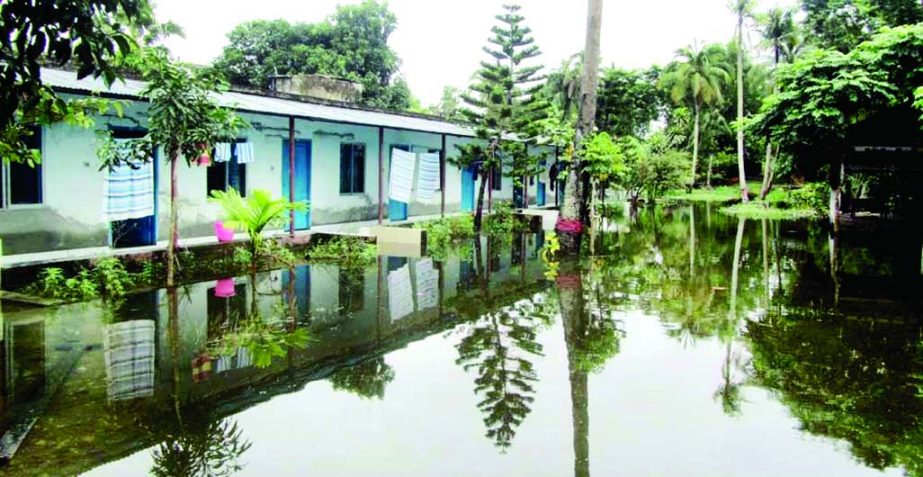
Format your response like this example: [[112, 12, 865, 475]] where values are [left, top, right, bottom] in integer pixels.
[[0, 209, 920, 476]]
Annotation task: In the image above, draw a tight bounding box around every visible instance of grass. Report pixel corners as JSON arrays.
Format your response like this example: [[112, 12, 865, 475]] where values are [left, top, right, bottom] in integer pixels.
[[664, 184, 761, 203], [720, 202, 818, 220]]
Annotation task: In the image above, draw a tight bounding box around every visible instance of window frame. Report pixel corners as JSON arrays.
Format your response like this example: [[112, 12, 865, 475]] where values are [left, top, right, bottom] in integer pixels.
[[490, 165, 502, 191], [339, 142, 366, 195], [1, 127, 45, 210]]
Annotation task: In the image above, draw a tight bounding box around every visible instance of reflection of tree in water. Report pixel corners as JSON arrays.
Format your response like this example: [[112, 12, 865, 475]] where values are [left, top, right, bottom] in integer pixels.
[[329, 357, 396, 400], [747, 313, 923, 475], [556, 266, 624, 477], [151, 414, 251, 477], [456, 300, 546, 451]]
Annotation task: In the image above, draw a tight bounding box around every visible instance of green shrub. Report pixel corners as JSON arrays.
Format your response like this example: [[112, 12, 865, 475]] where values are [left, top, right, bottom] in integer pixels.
[[484, 202, 519, 235], [306, 236, 377, 269], [789, 182, 828, 216], [93, 257, 134, 298]]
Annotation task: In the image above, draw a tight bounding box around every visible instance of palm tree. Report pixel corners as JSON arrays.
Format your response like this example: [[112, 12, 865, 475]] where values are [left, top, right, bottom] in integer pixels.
[[662, 44, 730, 189], [209, 188, 308, 258], [757, 7, 799, 199], [732, 0, 756, 202]]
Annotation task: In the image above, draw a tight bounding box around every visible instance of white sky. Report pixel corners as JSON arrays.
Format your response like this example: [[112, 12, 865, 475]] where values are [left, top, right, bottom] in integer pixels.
[[157, 0, 798, 106]]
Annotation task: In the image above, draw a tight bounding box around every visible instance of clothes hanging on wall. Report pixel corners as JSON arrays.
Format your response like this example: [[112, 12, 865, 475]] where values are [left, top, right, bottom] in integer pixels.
[[236, 142, 255, 163], [104, 159, 155, 221], [416, 152, 440, 201], [415, 258, 439, 310], [389, 148, 415, 203], [388, 264, 415, 321], [214, 142, 233, 162]]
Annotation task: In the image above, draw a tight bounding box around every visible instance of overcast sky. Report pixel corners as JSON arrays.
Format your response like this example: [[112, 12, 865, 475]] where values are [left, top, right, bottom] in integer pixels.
[[156, 0, 798, 106]]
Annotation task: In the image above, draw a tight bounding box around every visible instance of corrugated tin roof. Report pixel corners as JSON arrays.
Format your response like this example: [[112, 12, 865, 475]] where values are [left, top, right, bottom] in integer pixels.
[[41, 68, 475, 137]]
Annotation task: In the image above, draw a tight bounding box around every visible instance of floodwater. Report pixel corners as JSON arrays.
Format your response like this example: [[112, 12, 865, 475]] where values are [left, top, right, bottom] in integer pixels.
[[0, 204, 921, 477]]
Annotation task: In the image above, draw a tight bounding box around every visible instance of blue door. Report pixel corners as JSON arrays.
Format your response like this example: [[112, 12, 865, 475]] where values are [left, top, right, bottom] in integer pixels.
[[537, 181, 546, 206], [389, 145, 411, 221], [461, 165, 476, 212], [282, 140, 311, 229]]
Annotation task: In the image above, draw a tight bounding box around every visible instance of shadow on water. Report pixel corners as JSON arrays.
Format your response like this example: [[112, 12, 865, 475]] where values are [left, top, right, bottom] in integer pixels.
[[0, 205, 921, 476]]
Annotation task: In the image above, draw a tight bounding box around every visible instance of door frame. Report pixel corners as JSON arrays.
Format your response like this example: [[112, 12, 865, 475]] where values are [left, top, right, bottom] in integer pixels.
[[282, 139, 312, 230]]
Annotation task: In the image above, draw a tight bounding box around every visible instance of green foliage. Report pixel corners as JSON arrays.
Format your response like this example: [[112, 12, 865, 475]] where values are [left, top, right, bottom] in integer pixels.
[[24, 257, 138, 301], [306, 236, 377, 269], [751, 24, 923, 176], [98, 48, 247, 170], [665, 185, 750, 203], [720, 202, 818, 220], [210, 188, 308, 256], [789, 182, 830, 215], [617, 139, 691, 202], [0, 0, 150, 164], [580, 132, 626, 185], [415, 215, 476, 260], [484, 202, 523, 236], [211, 1, 410, 110], [596, 67, 664, 137], [801, 0, 923, 52], [456, 4, 547, 228], [662, 44, 731, 113]]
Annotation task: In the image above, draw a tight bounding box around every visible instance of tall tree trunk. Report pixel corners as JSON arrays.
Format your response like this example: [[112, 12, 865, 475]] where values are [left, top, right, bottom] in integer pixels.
[[689, 205, 696, 277], [559, 0, 603, 256], [759, 142, 774, 200], [706, 154, 713, 189], [167, 157, 179, 287], [691, 101, 701, 189], [736, 17, 749, 203], [474, 171, 488, 232]]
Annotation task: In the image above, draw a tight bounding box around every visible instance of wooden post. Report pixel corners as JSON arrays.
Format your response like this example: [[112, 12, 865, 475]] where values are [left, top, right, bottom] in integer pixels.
[[440, 134, 446, 217], [554, 146, 560, 208], [378, 127, 385, 224], [288, 117, 295, 237]]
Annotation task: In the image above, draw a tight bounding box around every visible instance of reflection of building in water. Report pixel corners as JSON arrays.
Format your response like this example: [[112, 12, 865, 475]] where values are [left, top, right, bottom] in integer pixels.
[[1, 319, 46, 409], [388, 263, 414, 322], [104, 320, 155, 401]]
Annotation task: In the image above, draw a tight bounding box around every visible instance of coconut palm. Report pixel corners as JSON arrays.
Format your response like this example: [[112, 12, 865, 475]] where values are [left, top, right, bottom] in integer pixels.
[[732, 0, 756, 202], [662, 44, 730, 189], [757, 6, 800, 199]]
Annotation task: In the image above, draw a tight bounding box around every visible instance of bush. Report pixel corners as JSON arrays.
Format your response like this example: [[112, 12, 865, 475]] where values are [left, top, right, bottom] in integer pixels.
[[485, 202, 521, 235], [306, 236, 377, 269], [24, 258, 136, 301], [789, 182, 828, 216]]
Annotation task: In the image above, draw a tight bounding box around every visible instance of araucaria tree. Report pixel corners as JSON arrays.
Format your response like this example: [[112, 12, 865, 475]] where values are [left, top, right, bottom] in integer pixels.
[[662, 44, 729, 189], [99, 49, 245, 287], [457, 4, 546, 232]]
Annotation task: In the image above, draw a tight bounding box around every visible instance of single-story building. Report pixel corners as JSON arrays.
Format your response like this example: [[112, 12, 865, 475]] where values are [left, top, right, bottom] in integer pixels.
[[0, 69, 557, 255]]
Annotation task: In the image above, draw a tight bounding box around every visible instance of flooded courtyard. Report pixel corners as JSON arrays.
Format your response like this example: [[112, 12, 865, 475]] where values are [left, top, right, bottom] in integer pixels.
[[1, 205, 921, 476]]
